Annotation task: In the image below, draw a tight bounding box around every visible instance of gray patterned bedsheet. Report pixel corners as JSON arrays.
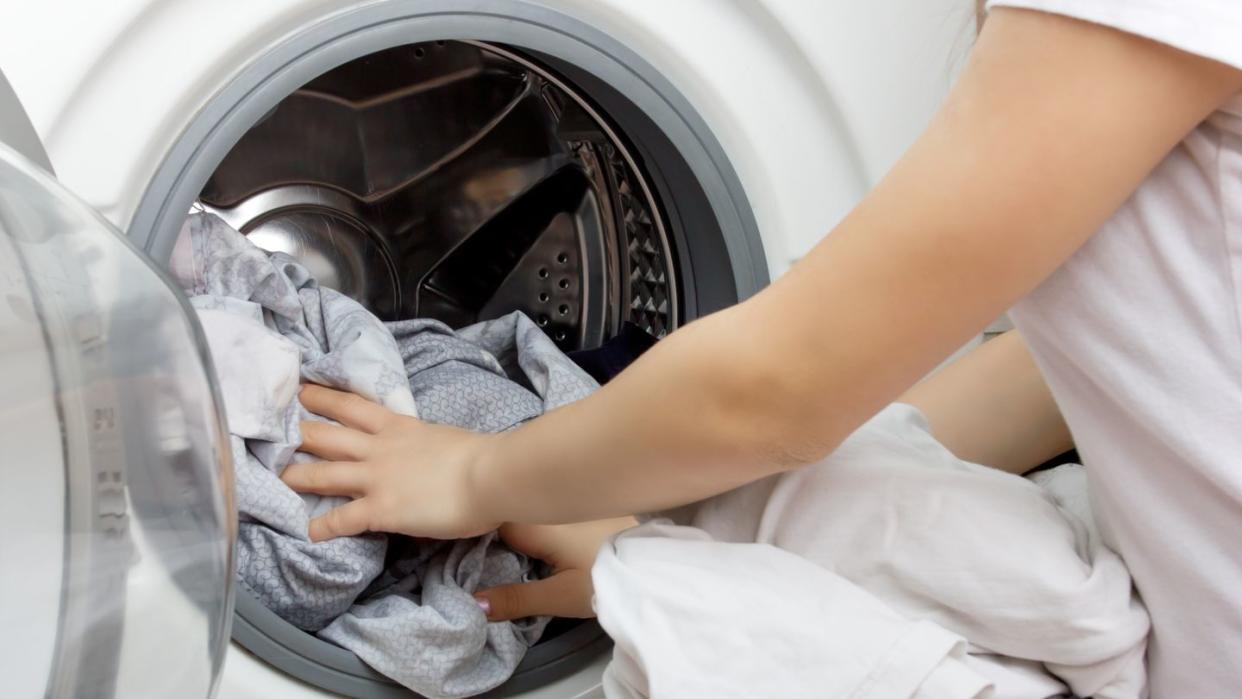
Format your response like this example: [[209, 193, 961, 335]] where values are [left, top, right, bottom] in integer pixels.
[[172, 212, 597, 698]]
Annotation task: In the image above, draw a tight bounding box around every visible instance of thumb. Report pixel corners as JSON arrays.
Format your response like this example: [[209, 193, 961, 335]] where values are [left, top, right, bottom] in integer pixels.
[[475, 569, 593, 621]]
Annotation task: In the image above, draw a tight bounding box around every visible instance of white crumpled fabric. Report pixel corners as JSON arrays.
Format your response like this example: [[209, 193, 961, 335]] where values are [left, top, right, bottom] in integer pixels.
[[594, 404, 1149, 699]]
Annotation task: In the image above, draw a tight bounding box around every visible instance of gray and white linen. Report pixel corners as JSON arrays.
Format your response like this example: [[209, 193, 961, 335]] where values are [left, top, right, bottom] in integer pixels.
[[172, 212, 597, 698]]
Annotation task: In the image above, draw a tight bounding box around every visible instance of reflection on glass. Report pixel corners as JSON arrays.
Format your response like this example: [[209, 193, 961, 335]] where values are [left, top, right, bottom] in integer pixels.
[[0, 145, 234, 699]]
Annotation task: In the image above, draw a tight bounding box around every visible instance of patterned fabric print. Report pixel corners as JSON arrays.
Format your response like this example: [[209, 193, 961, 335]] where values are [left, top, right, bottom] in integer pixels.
[[455, 312, 598, 412], [175, 213, 598, 698], [179, 214, 399, 630], [320, 533, 548, 698]]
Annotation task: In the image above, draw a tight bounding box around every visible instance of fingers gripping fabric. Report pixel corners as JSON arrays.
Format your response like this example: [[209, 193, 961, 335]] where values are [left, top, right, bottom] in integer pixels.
[[174, 213, 598, 697]]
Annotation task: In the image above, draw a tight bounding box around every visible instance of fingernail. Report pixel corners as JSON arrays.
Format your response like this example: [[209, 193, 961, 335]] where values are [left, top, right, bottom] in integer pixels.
[[474, 595, 491, 616]]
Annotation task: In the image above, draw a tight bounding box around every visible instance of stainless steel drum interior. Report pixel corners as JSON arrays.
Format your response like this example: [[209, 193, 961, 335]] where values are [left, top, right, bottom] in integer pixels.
[[198, 40, 679, 351]]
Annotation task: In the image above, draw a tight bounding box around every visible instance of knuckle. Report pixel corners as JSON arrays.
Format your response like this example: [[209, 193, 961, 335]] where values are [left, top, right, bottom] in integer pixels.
[[302, 466, 323, 489], [323, 509, 342, 536], [329, 506, 355, 536], [293, 467, 315, 489], [280, 464, 303, 485]]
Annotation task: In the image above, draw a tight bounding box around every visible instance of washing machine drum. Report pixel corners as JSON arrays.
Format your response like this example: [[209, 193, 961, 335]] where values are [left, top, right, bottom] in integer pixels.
[[177, 37, 765, 698], [197, 40, 691, 698], [0, 144, 234, 697], [199, 41, 682, 352]]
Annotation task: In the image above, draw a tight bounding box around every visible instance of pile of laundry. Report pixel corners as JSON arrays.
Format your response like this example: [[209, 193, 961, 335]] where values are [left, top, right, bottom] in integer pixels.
[[171, 212, 609, 698], [593, 404, 1151, 699]]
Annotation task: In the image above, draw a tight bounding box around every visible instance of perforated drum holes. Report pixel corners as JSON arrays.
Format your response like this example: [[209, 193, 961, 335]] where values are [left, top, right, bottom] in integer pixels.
[[186, 38, 702, 356], [558, 304, 570, 316]]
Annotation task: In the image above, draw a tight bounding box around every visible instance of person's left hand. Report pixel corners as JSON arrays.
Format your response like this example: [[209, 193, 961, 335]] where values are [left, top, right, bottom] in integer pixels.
[[282, 384, 502, 541], [475, 518, 637, 621]]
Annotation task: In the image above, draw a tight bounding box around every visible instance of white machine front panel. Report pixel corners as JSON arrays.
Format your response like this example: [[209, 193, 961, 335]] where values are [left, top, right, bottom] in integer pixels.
[[0, 0, 969, 277]]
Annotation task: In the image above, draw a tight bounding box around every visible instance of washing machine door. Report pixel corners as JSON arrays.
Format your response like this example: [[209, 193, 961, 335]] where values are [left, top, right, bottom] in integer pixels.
[[0, 74, 235, 699]]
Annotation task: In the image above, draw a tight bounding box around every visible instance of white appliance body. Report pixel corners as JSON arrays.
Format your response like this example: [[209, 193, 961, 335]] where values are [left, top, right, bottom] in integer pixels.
[[0, 1, 973, 696]]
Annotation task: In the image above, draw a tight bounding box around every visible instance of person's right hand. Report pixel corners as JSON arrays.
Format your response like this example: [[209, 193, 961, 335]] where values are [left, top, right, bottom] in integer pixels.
[[475, 518, 637, 621], [282, 384, 502, 541]]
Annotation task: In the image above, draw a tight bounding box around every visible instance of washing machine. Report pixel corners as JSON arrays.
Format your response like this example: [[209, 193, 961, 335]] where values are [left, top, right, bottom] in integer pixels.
[[0, 1, 973, 697]]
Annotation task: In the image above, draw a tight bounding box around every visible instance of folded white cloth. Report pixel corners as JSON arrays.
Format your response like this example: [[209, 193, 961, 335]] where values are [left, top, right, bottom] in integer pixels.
[[595, 404, 1150, 698], [594, 522, 991, 699]]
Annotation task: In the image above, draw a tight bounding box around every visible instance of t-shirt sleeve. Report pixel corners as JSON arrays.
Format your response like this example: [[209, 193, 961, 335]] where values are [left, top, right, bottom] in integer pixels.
[[986, 0, 1242, 72]]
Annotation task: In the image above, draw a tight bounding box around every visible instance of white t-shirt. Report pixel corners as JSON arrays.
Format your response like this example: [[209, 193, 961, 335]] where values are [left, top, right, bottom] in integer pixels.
[[989, 1, 1242, 696]]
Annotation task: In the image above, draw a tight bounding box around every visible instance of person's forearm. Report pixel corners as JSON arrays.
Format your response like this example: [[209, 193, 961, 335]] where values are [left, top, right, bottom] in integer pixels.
[[471, 9, 1241, 525], [900, 330, 1072, 474], [474, 305, 826, 524], [475, 207, 1034, 526]]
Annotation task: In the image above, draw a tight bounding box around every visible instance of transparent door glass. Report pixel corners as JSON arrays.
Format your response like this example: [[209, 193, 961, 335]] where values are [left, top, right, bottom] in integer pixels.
[[0, 144, 234, 698]]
